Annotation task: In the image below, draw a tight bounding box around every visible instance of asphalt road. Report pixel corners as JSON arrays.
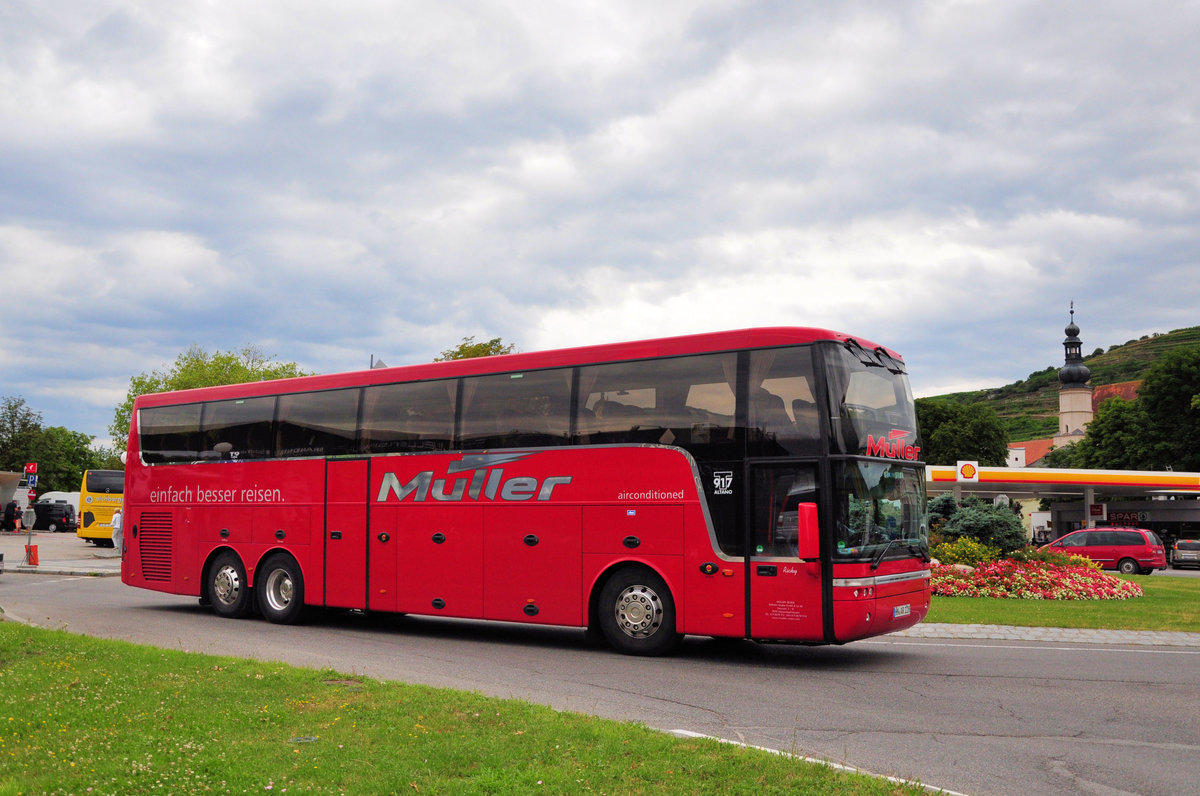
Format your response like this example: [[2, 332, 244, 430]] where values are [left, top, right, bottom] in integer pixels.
[[2, 573, 1197, 796]]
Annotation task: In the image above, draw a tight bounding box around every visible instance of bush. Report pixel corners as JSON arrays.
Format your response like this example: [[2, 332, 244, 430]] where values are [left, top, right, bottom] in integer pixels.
[[1007, 545, 1101, 570], [932, 536, 1001, 566], [927, 493, 958, 535], [940, 496, 1028, 554]]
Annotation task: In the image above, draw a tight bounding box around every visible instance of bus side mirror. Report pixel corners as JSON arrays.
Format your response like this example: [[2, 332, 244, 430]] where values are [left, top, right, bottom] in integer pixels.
[[796, 502, 819, 560]]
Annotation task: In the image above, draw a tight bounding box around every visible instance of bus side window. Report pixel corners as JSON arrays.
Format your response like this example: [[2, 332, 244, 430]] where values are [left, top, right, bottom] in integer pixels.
[[202, 396, 277, 460], [579, 353, 736, 457], [749, 348, 821, 456], [753, 465, 819, 558], [459, 369, 571, 450], [140, 404, 204, 464], [277, 388, 361, 457], [361, 380, 456, 454]]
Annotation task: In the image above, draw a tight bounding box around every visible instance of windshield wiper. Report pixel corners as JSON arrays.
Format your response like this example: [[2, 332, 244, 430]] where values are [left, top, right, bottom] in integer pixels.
[[870, 538, 899, 570], [873, 346, 907, 375], [844, 339, 883, 368]]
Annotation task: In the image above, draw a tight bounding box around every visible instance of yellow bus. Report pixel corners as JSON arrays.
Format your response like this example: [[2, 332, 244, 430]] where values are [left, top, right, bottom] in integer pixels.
[[78, 469, 124, 547]]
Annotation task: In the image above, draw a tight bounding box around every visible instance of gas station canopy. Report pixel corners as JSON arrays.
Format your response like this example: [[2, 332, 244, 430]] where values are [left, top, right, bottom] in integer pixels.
[[927, 464, 1200, 500]]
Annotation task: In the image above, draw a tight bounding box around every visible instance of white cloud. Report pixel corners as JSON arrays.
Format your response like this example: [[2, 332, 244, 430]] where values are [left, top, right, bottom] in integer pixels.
[[1, 0, 1199, 439]]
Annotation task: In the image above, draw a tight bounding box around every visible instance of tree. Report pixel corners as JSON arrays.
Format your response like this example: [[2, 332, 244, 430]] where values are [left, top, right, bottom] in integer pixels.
[[1039, 441, 1086, 469], [0, 397, 43, 474], [434, 336, 516, 361], [0, 397, 111, 493], [109, 345, 309, 451], [1075, 398, 1161, 470], [915, 398, 1009, 466], [34, 426, 111, 493], [1137, 345, 1200, 470]]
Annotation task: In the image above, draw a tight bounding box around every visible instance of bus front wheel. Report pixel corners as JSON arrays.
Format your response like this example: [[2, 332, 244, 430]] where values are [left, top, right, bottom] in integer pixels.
[[208, 551, 252, 619], [256, 554, 306, 624], [597, 567, 680, 656]]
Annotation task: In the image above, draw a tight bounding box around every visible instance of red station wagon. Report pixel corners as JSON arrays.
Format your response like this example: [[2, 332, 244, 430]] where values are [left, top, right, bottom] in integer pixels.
[[1041, 528, 1167, 575]]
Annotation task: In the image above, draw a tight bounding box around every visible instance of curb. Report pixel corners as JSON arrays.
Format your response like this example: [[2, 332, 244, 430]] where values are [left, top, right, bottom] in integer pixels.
[[8, 566, 120, 577], [897, 622, 1200, 647]]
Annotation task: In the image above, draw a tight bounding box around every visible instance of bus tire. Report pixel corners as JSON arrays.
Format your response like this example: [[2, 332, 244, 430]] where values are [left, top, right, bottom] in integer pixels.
[[597, 567, 680, 656], [256, 554, 305, 625], [1117, 558, 1140, 576], [207, 551, 252, 619]]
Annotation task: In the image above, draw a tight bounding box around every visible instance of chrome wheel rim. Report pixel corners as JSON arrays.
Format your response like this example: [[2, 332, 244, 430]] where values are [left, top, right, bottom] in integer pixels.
[[263, 568, 294, 612], [213, 564, 242, 606], [614, 584, 663, 638]]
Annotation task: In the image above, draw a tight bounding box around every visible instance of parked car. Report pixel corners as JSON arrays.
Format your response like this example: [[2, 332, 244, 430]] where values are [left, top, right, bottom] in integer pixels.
[[1171, 539, 1200, 570], [32, 501, 78, 533], [1040, 527, 1167, 575]]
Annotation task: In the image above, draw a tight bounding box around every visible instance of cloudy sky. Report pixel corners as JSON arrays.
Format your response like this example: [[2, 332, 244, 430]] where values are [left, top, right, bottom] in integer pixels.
[[2, 0, 1198, 446]]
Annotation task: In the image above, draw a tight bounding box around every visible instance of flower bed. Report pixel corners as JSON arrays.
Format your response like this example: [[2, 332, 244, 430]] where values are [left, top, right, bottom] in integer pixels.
[[931, 559, 1144, 600]]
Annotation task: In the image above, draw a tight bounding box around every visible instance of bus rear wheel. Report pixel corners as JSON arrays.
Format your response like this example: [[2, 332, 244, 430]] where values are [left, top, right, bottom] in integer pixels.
[[597, 567, 680, 656], [256, 554, 305, 624], [208, 551, 252, 618]]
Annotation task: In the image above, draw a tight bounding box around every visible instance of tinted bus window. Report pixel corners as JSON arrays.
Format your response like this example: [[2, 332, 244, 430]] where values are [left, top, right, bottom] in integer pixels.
[[460, 369, 572, 450], [140, 403, 205, 464], [362, 380, 456, 454], [83, 470, 124, 493], [578, 353, 737, 460], [277, 388, 361, 457], [202, 396, 276, 460], [748, 347, 820, 456]]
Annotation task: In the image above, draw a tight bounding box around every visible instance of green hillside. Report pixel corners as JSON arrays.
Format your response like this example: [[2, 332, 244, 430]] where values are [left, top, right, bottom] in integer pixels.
[[929, 325, 1200, 443]]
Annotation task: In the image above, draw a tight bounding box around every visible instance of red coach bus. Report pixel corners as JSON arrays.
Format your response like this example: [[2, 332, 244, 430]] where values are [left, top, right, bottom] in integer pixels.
[[122, 328, 930, 655]]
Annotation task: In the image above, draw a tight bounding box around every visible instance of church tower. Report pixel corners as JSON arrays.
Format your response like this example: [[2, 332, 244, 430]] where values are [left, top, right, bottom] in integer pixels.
[[1054, 303, 1093, 448]]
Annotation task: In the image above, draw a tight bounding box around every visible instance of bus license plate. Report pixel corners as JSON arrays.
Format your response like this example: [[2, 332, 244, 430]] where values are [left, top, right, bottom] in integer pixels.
[[892, 604, 911, 619]]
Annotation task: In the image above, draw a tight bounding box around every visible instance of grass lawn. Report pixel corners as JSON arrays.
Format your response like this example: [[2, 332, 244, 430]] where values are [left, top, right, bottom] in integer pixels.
[[927, 574, 1200, 632], [0, 622, 923, 796]]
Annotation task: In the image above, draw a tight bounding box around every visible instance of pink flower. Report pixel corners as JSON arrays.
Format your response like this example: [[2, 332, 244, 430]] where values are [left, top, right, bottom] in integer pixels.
[[930, 560, 1143, 601]]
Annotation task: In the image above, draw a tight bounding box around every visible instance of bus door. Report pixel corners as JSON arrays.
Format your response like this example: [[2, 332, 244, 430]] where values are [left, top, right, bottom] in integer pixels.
[[324, 459, 370, 609], [746, 463, 824, 640]]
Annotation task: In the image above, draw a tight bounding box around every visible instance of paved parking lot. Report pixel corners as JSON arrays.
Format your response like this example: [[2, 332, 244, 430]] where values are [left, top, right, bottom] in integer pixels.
[[0, 529, 120, 577]]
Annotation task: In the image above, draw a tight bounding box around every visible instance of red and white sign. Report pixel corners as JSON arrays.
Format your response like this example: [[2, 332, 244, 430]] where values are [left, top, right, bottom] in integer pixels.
[[24, 462, 37, 475], [27, 488, 36, 502]]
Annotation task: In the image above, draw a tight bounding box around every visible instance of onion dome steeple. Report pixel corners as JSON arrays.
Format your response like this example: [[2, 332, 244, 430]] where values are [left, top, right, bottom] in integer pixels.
[[1059, 303, 1091, 388]]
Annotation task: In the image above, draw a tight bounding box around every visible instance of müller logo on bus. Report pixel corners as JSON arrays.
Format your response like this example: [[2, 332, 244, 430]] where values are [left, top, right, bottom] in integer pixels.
[[377, 453, 573, 503], [866, 428, 922, 461]]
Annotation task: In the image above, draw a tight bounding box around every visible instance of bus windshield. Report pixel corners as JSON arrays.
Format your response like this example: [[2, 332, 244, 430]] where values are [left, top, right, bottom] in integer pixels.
[[824, 340, 919, 458], [833, 461, 927, 562]]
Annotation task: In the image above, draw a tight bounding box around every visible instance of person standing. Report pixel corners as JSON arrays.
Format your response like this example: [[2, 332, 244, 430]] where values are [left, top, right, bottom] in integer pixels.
[[111, 509, 123, 554], [2, 500, 18, 532]]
